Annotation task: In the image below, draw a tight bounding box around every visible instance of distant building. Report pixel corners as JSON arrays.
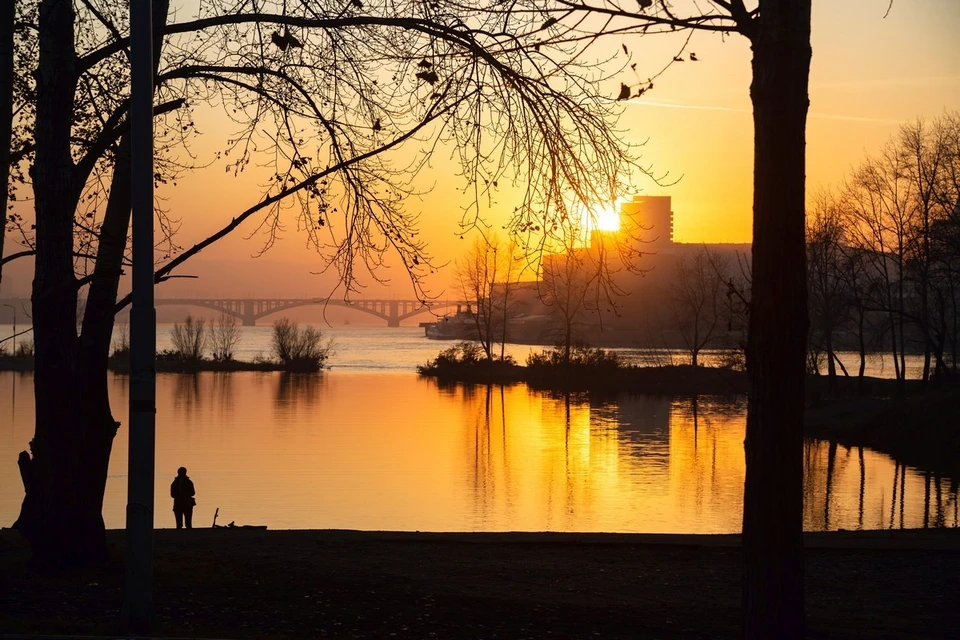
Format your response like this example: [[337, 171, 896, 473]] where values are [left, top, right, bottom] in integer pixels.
[[621, 195, 674, 249]]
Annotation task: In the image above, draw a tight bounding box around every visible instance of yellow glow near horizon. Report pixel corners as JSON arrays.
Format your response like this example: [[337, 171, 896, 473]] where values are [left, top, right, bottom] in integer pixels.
[[593, 205, 622, 232], [587, 204, 621, 233]]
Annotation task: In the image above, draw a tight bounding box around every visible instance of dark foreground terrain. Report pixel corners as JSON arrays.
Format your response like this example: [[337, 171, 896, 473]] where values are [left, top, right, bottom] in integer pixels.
[[2, 529, 959, 639]]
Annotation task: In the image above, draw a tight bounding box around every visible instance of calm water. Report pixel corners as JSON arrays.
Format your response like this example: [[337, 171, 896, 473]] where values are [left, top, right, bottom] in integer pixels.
[[1, 327, 955, 532]]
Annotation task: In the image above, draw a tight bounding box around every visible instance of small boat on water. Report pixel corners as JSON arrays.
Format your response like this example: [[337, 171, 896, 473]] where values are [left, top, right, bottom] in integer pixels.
[[422, 308, 480, 340]]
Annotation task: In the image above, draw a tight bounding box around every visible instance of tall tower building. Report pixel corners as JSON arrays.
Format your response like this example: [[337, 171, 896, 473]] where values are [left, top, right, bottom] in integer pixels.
[[621, 195, 674, 248]]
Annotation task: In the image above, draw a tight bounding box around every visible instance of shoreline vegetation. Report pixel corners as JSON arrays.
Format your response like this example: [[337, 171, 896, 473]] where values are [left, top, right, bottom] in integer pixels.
[[2, 528, 958, 638], [3, 336, 957, 476], [0, 315, 333, 374]]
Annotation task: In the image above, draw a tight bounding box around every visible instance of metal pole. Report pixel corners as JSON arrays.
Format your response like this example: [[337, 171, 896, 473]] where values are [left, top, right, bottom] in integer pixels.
[[123, 0, 156, 631]]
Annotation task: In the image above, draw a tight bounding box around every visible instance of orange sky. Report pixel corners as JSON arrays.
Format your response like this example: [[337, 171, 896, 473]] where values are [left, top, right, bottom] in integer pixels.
[[2, 0, 958, 300]]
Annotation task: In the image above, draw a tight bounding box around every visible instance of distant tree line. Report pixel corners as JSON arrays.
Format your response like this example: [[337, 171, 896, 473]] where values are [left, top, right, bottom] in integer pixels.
[[806, 113, 960, 389]]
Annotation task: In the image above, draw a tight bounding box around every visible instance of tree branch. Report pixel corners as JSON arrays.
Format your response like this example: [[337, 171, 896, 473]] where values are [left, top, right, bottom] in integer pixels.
[[114, 89, 463, 313]]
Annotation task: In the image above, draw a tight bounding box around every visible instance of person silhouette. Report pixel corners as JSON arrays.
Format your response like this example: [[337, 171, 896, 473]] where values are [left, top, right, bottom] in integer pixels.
[[170, 466, 196, 529]]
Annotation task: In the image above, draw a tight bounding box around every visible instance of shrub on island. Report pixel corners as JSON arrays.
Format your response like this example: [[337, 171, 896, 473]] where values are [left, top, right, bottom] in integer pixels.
[[417, 341, 521, 383]]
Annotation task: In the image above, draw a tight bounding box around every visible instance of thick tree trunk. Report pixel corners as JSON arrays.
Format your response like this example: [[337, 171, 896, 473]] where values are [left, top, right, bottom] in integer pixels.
[[21, 0, 100, 566], [742, 2, 810, 638], [20, 0, 170, 567], [0, 0, 13, 284], [73, 135, 134, 542]]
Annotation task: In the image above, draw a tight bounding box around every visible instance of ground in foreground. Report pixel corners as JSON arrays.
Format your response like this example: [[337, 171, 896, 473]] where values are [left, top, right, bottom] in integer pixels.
[[1, 529, 958, 638]]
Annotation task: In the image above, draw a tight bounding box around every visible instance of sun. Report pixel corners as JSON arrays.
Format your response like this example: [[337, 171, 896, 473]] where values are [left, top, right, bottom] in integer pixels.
[[590, 204, 621, 232]]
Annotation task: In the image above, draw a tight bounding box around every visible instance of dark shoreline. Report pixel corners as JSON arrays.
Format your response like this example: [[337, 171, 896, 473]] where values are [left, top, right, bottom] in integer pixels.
[[805, 386, 960, 478], [2, 528, 958, 639]]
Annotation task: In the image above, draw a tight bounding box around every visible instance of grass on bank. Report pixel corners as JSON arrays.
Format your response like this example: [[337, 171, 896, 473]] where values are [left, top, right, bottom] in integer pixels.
[[0, 317, 333, 374]]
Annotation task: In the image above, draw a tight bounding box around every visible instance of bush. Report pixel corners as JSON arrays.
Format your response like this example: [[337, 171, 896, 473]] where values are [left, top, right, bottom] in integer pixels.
[[271, 318, 331, 372], [716, 347, 746, 371], [170, 315, 207, 362], [417, 341, 519, 381], [14, 340, 34, 358], [526, 344, 623, 371]]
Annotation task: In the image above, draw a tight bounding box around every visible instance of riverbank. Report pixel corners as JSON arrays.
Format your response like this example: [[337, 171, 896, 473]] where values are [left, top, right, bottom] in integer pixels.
[[1, 529, 958, 638], [806, 385, 960, 477]]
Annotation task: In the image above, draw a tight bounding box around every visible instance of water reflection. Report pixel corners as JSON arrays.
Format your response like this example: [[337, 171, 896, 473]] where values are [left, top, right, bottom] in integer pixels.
[[0, 371, 956, 532]]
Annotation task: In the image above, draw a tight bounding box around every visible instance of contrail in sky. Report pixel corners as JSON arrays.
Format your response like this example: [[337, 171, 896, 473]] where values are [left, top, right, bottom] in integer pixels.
[[628, 99, 905, 125]]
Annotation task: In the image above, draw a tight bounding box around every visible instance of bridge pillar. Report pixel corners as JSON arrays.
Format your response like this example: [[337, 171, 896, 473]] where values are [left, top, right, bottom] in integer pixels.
[[387, 301, 400, 327], [242, 299, 257, 326]]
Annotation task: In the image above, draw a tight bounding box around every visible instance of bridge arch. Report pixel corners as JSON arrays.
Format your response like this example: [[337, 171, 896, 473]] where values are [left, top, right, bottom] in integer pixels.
[[155, 298, 467, 327]]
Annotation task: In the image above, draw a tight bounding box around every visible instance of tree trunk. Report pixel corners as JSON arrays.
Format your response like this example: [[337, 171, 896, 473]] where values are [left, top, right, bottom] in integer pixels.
[[825, 329, 837, 389], [0, 0, 13, 284], [742, 2, 810, 638], [897, 260, 906, 389], [20, 0, 100, 567], [857, 311, 866, 393], [19, 0, 171, 567], [74, 0, 170, 556]]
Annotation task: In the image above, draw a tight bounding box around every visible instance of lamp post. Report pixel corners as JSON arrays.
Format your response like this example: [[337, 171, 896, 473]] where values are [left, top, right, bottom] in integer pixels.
[[122, 0, 157, 631], [2, 303, 15, 354]]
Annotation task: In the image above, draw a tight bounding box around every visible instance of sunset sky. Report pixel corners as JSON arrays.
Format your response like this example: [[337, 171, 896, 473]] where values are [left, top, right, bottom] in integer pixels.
[[2, 0, 958, 301]]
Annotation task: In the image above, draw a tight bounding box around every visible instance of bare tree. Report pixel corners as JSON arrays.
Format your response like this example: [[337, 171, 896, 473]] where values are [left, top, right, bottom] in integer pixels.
[[169, 315, 207, 362], [271, 318, 331, 371], [454, 234, 521, 361], [844, 143, 916, 388], [10, 0, 635, 565], [474, 3, 813, 631], [210, 314, 242, 363], [806, 191, 850, 386], [670, 246, 729, 367], [841, 114, 960, 388], [455, 237, 501, 361], [497, 241, 523, 360], [538, 226, 604, 365]]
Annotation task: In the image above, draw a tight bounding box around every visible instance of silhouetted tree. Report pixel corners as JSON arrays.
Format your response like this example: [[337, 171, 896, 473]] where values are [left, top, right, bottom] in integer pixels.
[[806, 191, 849, 386], [169, 315, 207, 362], [507, 2, 813, 634], [210, 314, 242, 363], [455, 235, 522, 361], [670, 246, 729, 367], [538, 225, 605, 365], [9, 0, 633, 566], [845, 144, 914, 387], [840, 114, 960, 386]]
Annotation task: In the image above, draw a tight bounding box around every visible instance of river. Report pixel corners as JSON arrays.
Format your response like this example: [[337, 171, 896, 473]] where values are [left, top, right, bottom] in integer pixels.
[[1, 326, 955, 532]]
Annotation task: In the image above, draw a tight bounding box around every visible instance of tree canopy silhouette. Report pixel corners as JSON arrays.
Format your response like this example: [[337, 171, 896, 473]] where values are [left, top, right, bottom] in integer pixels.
[[449, 1, 811, 636], [7, 1, 821, 637], [5, 0, 636, 567]]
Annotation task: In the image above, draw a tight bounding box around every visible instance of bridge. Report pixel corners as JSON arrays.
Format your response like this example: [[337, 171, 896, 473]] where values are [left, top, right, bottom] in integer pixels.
[[154, 298, 467, 327]]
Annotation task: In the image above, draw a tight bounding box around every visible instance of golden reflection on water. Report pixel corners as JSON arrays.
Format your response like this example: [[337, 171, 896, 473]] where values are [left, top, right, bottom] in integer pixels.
[[0, 372, 956, 532]]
